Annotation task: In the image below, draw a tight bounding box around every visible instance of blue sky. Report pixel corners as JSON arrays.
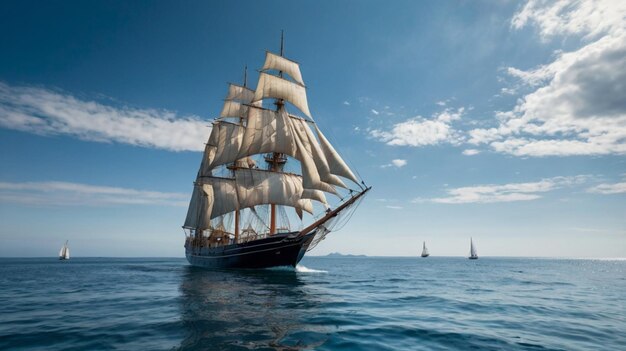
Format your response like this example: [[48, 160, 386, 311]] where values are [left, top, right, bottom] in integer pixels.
[[1, 0, 625, 257]]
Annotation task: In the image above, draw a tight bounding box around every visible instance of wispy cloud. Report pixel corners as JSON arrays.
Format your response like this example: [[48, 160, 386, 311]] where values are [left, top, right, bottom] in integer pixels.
[[462, 149, 480, 156], [381, 159, 407, 168], [0, 181, 188, 207], [385, 205, 403, 210], [371, 109, 380, 115], [470, 0, 626, 157], [343, 101, 350, 106], [0, 82, 210, 152], [587, 182, 626, 194], [414, 175, 590, 204]]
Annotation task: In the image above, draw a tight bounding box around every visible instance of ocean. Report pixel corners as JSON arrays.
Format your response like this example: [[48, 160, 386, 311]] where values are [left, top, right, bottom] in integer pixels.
[[0, 257, 624, 350]]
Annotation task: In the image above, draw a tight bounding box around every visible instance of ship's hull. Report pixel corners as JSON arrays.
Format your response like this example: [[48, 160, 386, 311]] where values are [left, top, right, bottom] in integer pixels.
[[421, 254, 429, 258], [185, 231, 317, 269], [468, 256, 478, 260]]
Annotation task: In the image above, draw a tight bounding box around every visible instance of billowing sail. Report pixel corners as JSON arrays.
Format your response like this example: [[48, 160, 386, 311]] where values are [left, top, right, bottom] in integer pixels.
[[59, 241, 70, 260], [226, 83, 255, 102], [237, 106, 297, 159], [262, 52, 305, 86], [207, 121, 245, 169], [314, 124, 359, 184], [235, 168, 314, 215], [184, 184, 214, 229], [219, 100, 249, 119], [254, 72, 311, 117]]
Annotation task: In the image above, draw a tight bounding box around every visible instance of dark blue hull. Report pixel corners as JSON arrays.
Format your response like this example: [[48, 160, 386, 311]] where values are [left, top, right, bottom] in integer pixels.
[[185, 231, 316, 269]]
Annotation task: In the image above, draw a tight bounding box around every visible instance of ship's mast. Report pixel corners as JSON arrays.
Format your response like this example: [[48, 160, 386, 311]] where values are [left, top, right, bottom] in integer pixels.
[[232, 65, 250, 243], [268, 30, 285, 235]]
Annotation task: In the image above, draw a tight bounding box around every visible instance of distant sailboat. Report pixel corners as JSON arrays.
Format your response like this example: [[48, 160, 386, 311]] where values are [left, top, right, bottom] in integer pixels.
[[468, 238, 478, 260], [59, 240, 70, 260], [421, 241, 429, 258]]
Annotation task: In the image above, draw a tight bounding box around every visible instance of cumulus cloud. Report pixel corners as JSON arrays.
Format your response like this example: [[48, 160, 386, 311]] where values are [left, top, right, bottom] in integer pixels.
[[0, 181, 188, 207], [381, 159, 407, 168], [343, 101, 350, 106], [0, 82, 210, 152], [370, 107, 465, 147], [471, 0, 626, 157], [416, 175, 589, 204]]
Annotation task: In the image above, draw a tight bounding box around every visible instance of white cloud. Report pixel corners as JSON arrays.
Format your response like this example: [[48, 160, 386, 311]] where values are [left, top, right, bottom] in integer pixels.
[[385, 205, 403, 210], [416, 175, 589, 204], [462, 149, 480, 156], [392, 159, 407, 167], [381, 159, 407, 168], [511, 0, 626, 41], [371, 109, 380, 115], [0, 181, 188, 207], [370, 107, 465, 147], [343, 101, 350, 106], [436, 101, 446, 106], [0, 82, 210, 152], [587, 182, 626, 194], [473, 0, 626, 157]]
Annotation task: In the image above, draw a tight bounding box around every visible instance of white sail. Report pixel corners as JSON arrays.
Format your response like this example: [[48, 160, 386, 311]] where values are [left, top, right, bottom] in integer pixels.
[[184, 185, 213, 229], [202, 178, 238, 220], [208, 121, 245, 169], [237, 106, 298, 159], [226, 83, 255, 102], [253, 72, 312, 118], [314, 124, 359, 184], [235, 168, 314, 215], [262, 52, 305, 86], [470, 238, 478, 258], [219, 100, 249, 119], [292, 117, 348, 189], [59, 241, 70, 259]]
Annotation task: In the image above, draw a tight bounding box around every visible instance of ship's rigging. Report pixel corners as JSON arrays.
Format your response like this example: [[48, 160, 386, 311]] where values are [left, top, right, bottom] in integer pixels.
[[183, 35, 368, 252]]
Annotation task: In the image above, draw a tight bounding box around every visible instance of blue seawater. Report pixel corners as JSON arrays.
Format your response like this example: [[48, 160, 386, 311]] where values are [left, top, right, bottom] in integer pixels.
[[0, 257, 624, 350]]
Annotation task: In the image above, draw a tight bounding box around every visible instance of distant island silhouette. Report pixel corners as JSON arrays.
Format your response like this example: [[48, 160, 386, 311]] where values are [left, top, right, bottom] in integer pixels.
[[325, 252, 367, 258]]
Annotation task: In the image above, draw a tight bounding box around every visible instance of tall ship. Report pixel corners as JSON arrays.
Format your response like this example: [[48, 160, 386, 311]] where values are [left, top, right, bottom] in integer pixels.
[[183, 36, 370, 269], [469, 238, 478, 260]]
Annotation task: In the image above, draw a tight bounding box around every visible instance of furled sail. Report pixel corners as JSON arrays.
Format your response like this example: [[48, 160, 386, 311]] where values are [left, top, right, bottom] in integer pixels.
[[253, 73, 312, 118], [262, 52, 305, 86]]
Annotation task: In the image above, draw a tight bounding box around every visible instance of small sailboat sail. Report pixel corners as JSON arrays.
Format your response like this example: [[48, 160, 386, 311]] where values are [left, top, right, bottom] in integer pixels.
[[59, 240, 70, 260], [421, 241, 429, 258], [469, 238, 478, 259]]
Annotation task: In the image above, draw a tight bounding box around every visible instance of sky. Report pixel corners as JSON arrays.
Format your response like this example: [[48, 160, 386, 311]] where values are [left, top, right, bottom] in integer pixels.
[[0, 0, 625, 257]]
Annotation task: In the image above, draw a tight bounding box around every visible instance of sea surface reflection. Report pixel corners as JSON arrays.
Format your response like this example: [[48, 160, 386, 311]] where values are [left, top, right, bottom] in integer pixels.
[[178, 266, 330, 350]]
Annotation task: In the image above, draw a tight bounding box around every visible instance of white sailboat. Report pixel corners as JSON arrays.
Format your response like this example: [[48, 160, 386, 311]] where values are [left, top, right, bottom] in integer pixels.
[[421, 241, 429, 258], [59, 240, 70, 260], [469, 237, 478, 260]]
